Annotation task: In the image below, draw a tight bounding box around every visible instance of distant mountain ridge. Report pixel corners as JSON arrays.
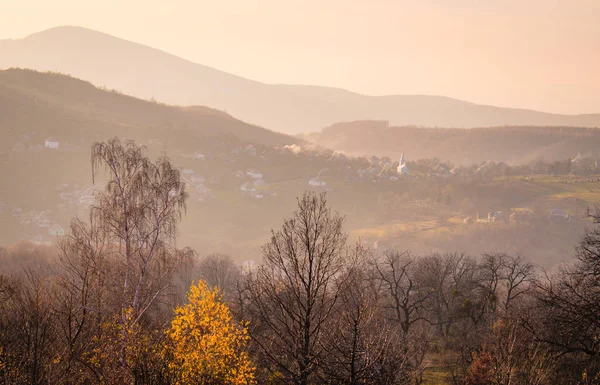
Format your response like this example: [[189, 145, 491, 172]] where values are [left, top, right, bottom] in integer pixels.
[[2, 26, 600, 134]]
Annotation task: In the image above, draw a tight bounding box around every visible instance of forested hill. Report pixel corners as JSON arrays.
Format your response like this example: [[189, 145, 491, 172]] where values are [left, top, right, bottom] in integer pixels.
[[0, 68, 298, 149], [302, 120, 600, 165]]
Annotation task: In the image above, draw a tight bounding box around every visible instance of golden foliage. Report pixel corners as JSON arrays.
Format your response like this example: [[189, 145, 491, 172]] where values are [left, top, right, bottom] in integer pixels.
[[85, 308, 169, 384], [166, 280, 255, 385]]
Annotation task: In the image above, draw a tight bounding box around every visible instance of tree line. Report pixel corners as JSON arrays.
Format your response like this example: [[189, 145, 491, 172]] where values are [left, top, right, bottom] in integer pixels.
[[1, 138, 599, 384]]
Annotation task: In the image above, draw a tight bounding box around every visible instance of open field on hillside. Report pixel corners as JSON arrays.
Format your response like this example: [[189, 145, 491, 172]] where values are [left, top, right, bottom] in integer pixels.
[[349, 175, 600, 266]]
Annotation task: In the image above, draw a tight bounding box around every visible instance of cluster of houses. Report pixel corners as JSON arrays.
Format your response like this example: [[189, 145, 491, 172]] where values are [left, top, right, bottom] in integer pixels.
[[354, 156, 403, 181], [11, 207, 65, 238], [181, 168, 212, 202], [11, 136, 85, 153], [308, 176, 327, 187], [239, 169, 275, 199], [181, 151, 205, 160], [231, 144, 259, 157], [463, 208, 572, 225]]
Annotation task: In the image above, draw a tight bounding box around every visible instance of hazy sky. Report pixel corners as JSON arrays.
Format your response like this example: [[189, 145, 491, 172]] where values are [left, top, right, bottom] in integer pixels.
[[1, 0, 599, 114]]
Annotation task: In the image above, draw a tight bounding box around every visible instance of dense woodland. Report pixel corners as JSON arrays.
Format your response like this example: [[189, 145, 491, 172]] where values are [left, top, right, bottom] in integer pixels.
[[1, 138, 599, 385]]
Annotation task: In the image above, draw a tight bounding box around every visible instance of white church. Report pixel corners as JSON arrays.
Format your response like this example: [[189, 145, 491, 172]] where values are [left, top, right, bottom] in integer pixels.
[[397, 153, 409, 175]]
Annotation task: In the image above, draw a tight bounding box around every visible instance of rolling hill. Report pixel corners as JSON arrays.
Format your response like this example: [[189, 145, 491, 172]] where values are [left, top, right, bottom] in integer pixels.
[[2, 26, 600, 134], [0, 68, 297, 149], [302, 120, 600, 165]]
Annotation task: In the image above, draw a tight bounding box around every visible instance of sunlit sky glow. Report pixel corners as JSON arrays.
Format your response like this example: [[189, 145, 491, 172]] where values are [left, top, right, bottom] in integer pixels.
[[2, 0, 599, 114]]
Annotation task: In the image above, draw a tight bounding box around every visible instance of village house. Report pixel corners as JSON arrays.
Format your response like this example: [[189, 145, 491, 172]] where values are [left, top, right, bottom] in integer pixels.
[[246, 170, 263, 179], [48, 224, 65, 236], [240, 183, 256, 193], [309, 176, 326, 187], [488, 211, 506, 223], [182, 151, 205, 160], [45, 138, 59, 149]]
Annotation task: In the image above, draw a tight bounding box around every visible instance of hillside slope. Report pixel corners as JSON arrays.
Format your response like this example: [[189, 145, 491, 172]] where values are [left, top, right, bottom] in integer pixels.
[[1, 70, 599, 269], [302, 120, 600, 165], [0, 68, 298, 150], [2, 26, 600, 133]]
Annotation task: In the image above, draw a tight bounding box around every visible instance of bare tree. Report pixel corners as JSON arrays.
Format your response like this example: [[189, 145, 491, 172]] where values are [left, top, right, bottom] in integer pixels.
[[466, 317, 557, 385], [90, 138, 188, 326], [85, 137, 194, 377], [320, 246, 410, 385], [0, 269, 57, 385], [534, 212, 600, 359], [372, 250, 431, 383], [52, 217, 110, 383], [500, 255, 535, 313], [479, 253, 535, 315], [373, 250, 429, 338], [241, 191, 347, 385], [198, 253, 241, 300], [515, 211, 600, 382], [416, 253, 488, 383], [417, 253, 480, 337]]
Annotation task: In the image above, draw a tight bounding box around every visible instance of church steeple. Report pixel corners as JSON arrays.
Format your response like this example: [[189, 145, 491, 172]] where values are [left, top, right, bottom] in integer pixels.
[[397, 153, 409, 175]]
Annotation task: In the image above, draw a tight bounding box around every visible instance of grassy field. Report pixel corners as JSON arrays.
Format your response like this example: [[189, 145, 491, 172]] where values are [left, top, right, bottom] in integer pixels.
[[492, 174, 600, 208]]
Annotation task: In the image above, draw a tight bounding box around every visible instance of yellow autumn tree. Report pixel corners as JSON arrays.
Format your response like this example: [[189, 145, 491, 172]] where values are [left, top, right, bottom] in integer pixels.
[[166, 280, 256, 385]]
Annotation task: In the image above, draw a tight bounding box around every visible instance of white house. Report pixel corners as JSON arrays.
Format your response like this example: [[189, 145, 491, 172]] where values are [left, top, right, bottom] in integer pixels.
[[240, 183, 256, 193], [181, 151, 205, 160], [247, 170, 263, 179], [45, 139, 59, 149], [309, 177, 326, 187], [48, 224, 65, 236], [397, 153, 410, 175]]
